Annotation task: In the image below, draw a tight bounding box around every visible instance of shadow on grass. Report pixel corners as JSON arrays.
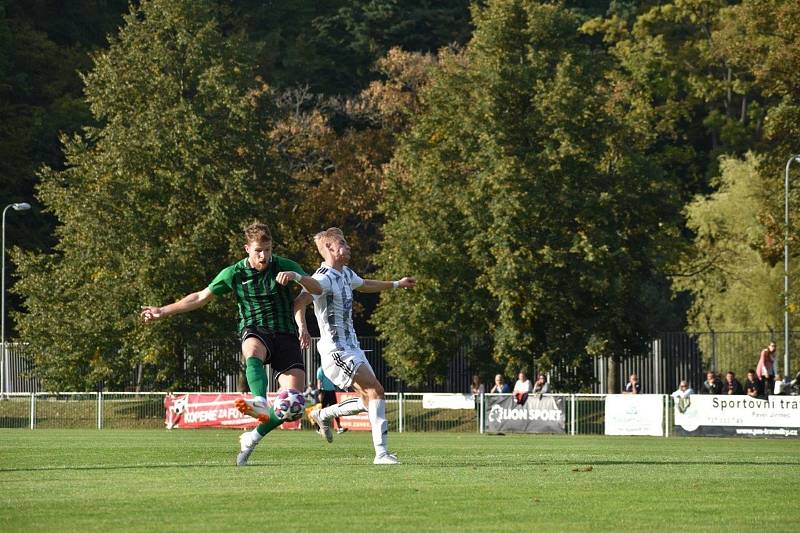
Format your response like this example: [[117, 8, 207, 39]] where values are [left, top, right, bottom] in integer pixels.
[[0, 462, 240, 472], [4, 458, 800, 472]]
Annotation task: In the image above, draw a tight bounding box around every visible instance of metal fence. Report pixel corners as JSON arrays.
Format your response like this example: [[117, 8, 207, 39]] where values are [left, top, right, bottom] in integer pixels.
[[0, 391, 677, 436], [5, 331, 799, 396]]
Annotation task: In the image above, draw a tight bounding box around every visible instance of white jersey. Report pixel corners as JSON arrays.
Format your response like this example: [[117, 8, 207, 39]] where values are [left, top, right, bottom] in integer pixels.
[[311, 263, 364, 356]]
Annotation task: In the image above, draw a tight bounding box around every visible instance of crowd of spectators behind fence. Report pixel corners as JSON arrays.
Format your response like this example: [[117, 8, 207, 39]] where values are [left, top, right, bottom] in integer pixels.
[[670, 341, 800, 399], [470, 343, 800, 400]]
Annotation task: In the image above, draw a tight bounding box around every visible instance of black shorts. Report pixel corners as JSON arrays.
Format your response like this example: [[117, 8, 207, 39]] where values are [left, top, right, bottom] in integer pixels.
[[240, 326, 304, 380], [319, 389, 337, 408]]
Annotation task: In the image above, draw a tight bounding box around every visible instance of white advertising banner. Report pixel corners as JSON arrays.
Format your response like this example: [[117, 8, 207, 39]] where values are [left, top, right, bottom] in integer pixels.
[[604, 394, 664, 436], [422, 393, 476, 410], [674, 395, 800, 438]]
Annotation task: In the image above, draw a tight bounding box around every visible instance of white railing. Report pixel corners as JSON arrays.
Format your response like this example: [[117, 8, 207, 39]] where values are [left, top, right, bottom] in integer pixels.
[[0, 391, 672, 434]]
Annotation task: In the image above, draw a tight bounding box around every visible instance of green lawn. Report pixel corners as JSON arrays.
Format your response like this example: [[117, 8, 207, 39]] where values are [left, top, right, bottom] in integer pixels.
[[0, 430, 798, 532]]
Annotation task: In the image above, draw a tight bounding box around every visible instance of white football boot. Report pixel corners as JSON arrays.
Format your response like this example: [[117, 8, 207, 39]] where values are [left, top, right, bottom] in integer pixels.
[[234, 396, 270, 423], [309, 409, 333, 443], [236, 432, 257, 466], [373, 452, 400, 465]]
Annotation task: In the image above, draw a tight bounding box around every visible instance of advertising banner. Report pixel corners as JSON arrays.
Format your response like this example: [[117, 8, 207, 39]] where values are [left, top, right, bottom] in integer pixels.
[[604, 394, 664, 436], [674, 395, 800, 438], [485, 394, 565, 433], [422, 393, 476, 410], [164, 393, 301, 430], [335, 392, 371, 431]]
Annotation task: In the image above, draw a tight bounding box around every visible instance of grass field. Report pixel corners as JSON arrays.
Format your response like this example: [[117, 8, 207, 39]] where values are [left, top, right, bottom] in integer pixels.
[[1, 429, 798, 532]]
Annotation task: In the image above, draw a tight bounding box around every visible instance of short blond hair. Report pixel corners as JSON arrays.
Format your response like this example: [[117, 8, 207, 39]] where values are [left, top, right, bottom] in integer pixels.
[[244, 222, 272, 244], [313, 227, 345, 256]]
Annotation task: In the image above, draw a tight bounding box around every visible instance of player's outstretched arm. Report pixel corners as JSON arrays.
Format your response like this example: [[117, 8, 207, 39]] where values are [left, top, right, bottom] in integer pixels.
[[141, 287, 215, 323], [293, 292, 314, 349], [276, 271, 323, 295], [357, 276, 416, 293]]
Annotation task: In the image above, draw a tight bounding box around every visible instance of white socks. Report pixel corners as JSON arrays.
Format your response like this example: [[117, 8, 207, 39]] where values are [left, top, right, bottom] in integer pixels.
[[368, 399, 388, 457], [249, 428, 263, 443], [318, 396, 389, 456], [319, 397, 366, 419]]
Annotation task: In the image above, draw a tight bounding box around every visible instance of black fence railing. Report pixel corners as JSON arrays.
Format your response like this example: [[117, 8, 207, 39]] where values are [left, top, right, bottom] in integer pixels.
[[4, 331, 798, 394]]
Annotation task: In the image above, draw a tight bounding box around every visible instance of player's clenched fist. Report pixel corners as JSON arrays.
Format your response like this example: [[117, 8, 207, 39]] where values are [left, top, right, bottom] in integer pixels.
[[396, 277, 417, 289], [140, 306, 163, 323], [276, 271, 301, 285]]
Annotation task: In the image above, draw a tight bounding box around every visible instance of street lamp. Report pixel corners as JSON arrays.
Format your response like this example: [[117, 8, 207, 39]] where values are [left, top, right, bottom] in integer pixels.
[[2, 202, 31, 396], [785, 157, 800, 380]]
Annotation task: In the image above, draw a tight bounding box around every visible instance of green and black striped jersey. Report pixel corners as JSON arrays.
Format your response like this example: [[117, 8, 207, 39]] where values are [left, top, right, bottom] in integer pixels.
[[208, 256, 306, 334]]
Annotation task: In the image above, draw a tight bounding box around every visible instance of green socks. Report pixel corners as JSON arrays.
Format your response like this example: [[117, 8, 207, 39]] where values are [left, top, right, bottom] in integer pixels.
[[255, 410, 284, 437], [244, 356, 284, 437], [245, 357, 268, 398]]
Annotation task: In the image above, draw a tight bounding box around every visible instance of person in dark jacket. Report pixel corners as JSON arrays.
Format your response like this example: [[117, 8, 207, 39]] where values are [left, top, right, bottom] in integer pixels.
[[700, 371, 723, 394], [721, 371, 744, 395]]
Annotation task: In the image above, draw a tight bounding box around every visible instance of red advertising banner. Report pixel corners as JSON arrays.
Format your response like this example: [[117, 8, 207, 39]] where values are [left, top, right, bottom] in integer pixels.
[[335, 392, 371, 431], [164, 393, 301, 430]]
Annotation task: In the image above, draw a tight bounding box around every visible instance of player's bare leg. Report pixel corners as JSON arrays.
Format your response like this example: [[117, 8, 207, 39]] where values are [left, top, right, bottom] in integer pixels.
[[312, 364, 398, 464]]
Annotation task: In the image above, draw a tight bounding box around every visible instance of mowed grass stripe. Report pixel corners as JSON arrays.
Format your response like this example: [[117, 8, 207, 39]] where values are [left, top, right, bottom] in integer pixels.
[[0, 430, 798, 532]]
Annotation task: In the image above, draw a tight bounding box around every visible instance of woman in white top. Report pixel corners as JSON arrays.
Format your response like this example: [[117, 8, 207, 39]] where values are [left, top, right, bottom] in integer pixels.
[[513, 372, 532, 394]]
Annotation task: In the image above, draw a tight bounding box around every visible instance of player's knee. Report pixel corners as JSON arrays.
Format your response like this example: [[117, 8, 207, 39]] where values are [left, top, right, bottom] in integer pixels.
[[366, 382, 384, 400]]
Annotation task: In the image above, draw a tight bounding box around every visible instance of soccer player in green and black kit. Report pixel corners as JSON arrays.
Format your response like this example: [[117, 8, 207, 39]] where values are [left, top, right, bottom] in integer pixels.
[[141, 223, 321, 465]]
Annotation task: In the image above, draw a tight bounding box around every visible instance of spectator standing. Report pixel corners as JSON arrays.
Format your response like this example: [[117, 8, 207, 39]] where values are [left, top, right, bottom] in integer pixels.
[[532, 373, 550, 394], [623, 373, 641, 394], [757, 341, 777, 397], [721, 371, 744, 395], [745, 370, 765, 399], [671, 380, 694, 399], [470, 374, 485, 397], [489, 374, 510, 393], [700, 371, 723, 394]]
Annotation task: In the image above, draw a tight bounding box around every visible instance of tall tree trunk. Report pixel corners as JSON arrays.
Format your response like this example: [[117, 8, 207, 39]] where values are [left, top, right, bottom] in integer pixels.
[[607, 355, 620, 394]]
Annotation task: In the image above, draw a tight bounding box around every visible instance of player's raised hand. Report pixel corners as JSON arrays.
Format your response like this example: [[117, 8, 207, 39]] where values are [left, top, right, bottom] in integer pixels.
[[276, 271, 301, 286], [397, 276, 417, 289], [298, 327, 311, 350], [140, 306, 163, 323]]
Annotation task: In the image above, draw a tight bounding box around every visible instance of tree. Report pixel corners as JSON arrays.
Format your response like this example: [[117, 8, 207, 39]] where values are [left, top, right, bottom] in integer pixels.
[[12, 0, 287, 391], [0, 1, 130, 339], [263, 49, 438, 335], [673, 153, 799, 374], [373, 0, 684, 390], [713, 0, 800, 265]]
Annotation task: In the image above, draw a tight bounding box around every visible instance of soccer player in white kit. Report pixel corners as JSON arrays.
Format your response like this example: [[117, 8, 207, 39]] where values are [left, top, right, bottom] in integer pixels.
[[294, 227, 416, 465]]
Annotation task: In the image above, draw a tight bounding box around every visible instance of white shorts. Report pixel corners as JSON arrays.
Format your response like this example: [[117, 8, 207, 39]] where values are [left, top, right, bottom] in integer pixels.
[[320, 348, 373, 390]]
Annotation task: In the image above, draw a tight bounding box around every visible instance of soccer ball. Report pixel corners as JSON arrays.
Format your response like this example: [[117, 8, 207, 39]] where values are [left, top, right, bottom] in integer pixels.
[[272, 389, 305, 421]]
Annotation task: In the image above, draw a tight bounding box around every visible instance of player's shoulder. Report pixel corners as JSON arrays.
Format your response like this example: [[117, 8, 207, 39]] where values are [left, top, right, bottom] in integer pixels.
[[218, 259, 248, 276], [314, 264, 339, 278], [342, 266, 360, 277]]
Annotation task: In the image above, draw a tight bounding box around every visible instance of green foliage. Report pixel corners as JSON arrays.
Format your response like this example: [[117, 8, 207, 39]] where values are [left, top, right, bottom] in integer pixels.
[[229, 0, 472, 95], [374, 0, 684, 388], [675, 154, 783, 332], [11, 0, 285, 391]]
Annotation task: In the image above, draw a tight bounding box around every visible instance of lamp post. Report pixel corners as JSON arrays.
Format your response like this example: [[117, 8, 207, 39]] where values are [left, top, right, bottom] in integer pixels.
[[2, 202, 31, 396], [785, 157, 800, 380]]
